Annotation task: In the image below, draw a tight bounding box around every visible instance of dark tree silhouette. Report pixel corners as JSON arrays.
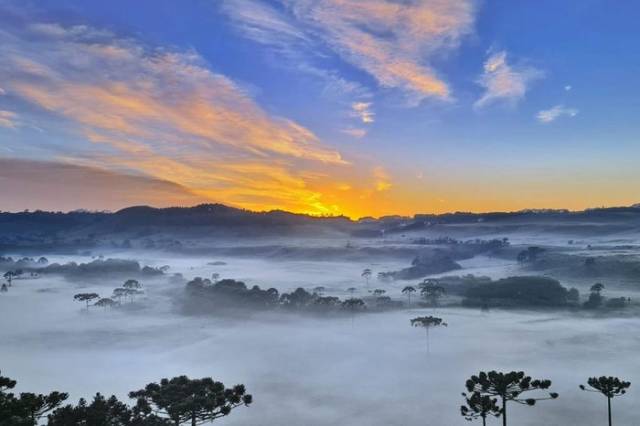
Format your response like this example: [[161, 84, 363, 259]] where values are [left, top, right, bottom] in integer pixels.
[[402, 286, 416, 305], [48, 393, 170, 425], [567, 287, 580, 304], [584, 283, 605, 309], [460, 392, 501, 426], [347, 287, 357, 297], [579, 376, 631, 426], [372, 289, 386, 297], [419, 279, 446, 307], [73, 293, 99, 310], [129, 375, 252, 426], [95, 298, 116, 310], [410, 316, 447, 354], [342, 297, 366, 326], [124, 279, 142, 290], [123, 280, 144, 303], [361, 268, 372, 286], [112, 288, 128, 304], [0, 370, 67, 425], [464, 371, 558, 426], [0, 284, 7, 293], [3, 271, 15, 287]]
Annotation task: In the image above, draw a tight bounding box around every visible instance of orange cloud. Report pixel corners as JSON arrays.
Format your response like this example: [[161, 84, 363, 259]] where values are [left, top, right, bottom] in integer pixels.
[[0, 110, 18, 128], [0, 21, 367, 215], [284, 0, 474, 102]]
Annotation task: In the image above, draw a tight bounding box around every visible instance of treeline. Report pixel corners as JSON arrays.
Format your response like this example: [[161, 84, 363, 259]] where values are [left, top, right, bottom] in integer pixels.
[[0, 370, 251, 426], [409, 275, 631, 310], [182, 278, 374, 315], [0, 258, 167, 282]]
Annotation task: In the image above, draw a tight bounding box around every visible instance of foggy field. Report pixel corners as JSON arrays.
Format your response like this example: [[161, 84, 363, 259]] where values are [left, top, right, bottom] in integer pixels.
[[2, 246, 640, 425]]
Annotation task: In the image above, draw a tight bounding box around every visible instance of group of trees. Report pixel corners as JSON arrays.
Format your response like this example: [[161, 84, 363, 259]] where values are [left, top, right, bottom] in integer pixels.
[[0, 370, 252, 425], [583, 283, 630, 310], [184, 277, 370, 316], [400, 279, 446, 307], [461, 371, 630, 426], [73, 279, 144, 311]]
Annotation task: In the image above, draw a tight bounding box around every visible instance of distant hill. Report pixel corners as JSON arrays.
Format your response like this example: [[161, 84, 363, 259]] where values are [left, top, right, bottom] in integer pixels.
[[1, 203, 640, 253]]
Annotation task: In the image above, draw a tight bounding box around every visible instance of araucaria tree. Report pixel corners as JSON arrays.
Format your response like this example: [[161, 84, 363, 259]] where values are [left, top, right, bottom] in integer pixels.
[[129, 375, 252, 426], [579, 376, 631, 426], [464, 371, 558, 426], [0, 370, 68, 425], [410, 316, 447, 354], [402, 286, 416, 305], [3, 271, 15, 286], [419, 279, 445, 307], [73, 293, 99, 310], [342, 297, 366, 326], [361, 269, 372, 286], [94, 298, 116, 310], [460, 391, 501, 426]]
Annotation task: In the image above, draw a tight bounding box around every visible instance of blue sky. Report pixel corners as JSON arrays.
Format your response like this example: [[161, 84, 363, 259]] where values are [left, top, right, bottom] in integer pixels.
[[0, 0, 639, 216]]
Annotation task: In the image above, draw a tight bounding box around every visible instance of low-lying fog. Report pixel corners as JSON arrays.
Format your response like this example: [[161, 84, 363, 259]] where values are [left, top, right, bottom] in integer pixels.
[[2, 239, 640, 425]]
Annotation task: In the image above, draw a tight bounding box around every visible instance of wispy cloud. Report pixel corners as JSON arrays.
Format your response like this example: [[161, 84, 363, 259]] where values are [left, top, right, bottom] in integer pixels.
[[0, 110, 18, 128], [341, 127, 367, 138], [223, 0, 475, 103], [373, 166, 392, 192], [474, 50, 543, 109], [0, 18, 364, 215], [536, 105, 578, 123], [351, 102, 375, 124]]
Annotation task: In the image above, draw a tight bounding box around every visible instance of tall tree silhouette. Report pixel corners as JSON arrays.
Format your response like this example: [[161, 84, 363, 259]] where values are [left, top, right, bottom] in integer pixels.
[[3, 271, 15, 287], [402, 286, 416, 305], [460, 392, 501, 426], [419, 279, 445, 307], [464, 371, 558, 426], [129, 375, 252, 426], [95, 298, 116, 310], [410, 316, 447, 354], [579, 376, 630, 426], [342, 297, 366, 326], [361, 269, 372, 287], [73, 293, 99, 310]]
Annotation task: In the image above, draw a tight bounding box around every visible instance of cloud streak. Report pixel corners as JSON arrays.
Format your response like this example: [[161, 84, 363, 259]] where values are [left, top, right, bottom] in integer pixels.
[[351, 102, 375, 124], [223, 0, 475, 103], [0, 110, 18, 128], [536, 105, 578, 123]]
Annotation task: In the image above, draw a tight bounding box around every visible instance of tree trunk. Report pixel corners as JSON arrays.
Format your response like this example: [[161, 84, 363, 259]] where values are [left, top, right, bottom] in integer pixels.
[[608, 396, 612, 426], [192, 411, 197, 426], [502, 397, 507, 426], [482, 414, 486, 426], [425, 327, 430, 354]]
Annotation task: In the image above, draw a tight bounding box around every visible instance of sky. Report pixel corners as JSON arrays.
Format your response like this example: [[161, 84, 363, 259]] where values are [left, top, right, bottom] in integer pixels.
[[0, 0, 639, 218]]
